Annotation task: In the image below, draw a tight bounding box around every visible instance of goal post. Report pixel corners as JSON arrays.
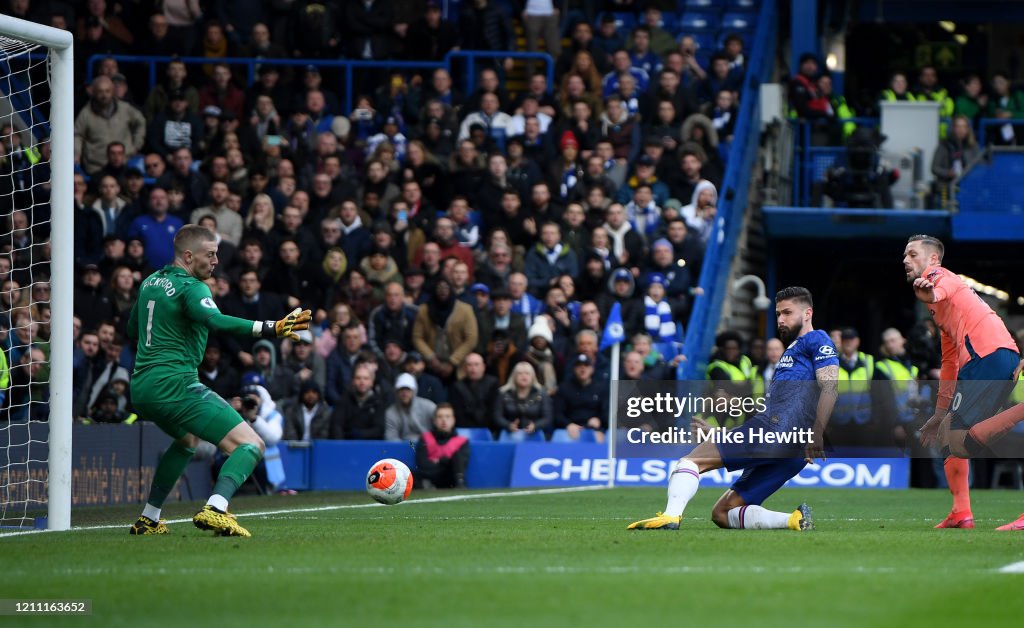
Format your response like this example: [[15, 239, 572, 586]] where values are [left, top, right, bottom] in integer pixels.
[[0, 15, 73, 531]]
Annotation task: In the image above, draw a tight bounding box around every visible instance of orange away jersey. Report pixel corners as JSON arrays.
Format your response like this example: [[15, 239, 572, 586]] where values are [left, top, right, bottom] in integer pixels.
[[924, 265, 1017, 373]]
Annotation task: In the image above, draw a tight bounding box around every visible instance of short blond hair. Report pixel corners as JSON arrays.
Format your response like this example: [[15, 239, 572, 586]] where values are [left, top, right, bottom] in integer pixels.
[[174, 224, 217, 259]]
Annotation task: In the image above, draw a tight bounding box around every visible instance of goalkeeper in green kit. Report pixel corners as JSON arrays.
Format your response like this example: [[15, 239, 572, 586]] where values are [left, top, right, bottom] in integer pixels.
[[127, 225, 311, 537]]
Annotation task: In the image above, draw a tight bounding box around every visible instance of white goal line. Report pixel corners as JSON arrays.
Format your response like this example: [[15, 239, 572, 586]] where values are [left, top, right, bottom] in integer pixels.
[[0, 485, 609, 538]]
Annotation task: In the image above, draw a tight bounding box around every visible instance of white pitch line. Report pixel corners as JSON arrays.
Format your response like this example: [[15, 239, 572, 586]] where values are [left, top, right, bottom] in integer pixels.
[[0, 485, 609, 538], [998, 561, 1024, 574]]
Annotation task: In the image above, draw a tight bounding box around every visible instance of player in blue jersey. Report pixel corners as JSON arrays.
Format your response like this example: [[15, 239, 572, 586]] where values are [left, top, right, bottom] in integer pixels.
[[628, 286, 839, 530]]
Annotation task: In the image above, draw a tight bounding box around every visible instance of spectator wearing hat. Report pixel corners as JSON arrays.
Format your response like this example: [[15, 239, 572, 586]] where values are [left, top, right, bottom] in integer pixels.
[[449, 352, 500, 431], [645, 237, 695, 310], [147, 82, 204, 158], [74, 262, 118, 329], [385, 373, 437, 441], [554, 353, 609, 439], [366, 116, 408, 163], [360, 245, 401, 296], [246, 339, 299, 402], [415, 403, 470, 489], [282, 379, 333, 441], [330, 363, 390, 440], [522, 316, 560, 395], [402, 350, 446, 404], [642, 272, 680, 354], [597, 267, 644, 337], [198, 336, 241, 400], [282, 329, 327, 392], [681, 179, 718, 244], [466, 282, 491, 312], [615, 153, 669, 206], [495, 361, 552, 439], [126, 187, 183, 269]]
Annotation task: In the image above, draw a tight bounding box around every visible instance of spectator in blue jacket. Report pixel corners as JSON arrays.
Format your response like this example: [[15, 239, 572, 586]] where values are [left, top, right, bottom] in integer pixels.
[[126, 187, 183, 268]]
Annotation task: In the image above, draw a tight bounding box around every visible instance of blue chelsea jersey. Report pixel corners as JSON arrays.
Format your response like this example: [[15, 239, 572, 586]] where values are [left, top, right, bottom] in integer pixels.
[[764, 330, 839, 428]]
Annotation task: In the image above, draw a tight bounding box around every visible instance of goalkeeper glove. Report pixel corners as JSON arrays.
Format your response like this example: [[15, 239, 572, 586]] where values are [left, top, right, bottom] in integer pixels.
[[260, 308, 312, 341]]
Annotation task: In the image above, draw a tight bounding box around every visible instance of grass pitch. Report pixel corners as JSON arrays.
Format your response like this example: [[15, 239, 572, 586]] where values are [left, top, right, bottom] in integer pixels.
[[3, 487, 1024, 627]]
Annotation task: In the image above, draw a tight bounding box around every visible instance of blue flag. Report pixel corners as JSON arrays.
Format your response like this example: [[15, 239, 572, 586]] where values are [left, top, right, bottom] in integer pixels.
[[600, 303, 626, 351]]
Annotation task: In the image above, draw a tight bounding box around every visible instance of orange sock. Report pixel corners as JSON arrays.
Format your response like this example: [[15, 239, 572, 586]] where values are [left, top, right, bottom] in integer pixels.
[[968, 403, 1024, 446], [944, 456, 971, 514]]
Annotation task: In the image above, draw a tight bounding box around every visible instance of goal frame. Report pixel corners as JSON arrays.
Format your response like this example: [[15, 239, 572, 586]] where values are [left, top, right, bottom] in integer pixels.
[[0, 15, 73, 531]]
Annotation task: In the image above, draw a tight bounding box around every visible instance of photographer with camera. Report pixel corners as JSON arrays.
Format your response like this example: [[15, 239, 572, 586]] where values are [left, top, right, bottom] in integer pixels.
[[226, 377, 288, 493]]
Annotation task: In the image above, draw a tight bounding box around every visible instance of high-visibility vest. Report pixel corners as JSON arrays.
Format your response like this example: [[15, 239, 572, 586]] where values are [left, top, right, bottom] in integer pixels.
[[831, 95, 856, 139], [1010, 372, 1024, 406], [881, 89, 917, 102], [915, 88, 955, 138], [752, 365, 766, 398], [706, 355, 753, 382], [876, 358, 920, 424], [833, 352, 874, 426]]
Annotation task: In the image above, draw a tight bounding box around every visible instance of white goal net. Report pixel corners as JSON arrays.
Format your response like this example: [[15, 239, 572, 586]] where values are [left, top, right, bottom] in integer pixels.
[[0, 16, 73, 531]]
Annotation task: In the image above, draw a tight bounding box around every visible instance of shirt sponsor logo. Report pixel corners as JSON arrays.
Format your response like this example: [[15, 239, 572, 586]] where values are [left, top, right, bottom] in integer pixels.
[[777, 355, 794, 369], [816, 345, 836, 360]]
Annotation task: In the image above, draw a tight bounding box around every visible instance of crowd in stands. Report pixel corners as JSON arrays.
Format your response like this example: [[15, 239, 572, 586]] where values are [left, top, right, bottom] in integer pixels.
[[788, 51, 1024, 208], [0, 0, 767, 446]]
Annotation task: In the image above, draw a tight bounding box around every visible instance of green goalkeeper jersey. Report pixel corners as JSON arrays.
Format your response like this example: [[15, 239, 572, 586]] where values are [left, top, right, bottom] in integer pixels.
[[129, 265, 255, 401]]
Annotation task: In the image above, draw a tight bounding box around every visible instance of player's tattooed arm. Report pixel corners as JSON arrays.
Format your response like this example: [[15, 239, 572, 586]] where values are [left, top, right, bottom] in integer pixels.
[[807, 364, 839, 462]]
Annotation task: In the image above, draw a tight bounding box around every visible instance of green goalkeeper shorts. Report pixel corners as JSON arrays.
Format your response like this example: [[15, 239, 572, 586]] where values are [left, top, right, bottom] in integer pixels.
[[132, 375, 243, 445]]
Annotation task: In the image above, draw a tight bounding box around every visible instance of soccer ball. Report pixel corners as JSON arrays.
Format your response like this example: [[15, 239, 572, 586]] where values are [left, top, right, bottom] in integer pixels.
[[366, 458, 413, 505]]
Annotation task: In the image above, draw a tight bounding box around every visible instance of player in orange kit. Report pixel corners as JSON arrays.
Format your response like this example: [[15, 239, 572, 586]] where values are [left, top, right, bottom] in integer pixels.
[[903, 235, 1024, 530]]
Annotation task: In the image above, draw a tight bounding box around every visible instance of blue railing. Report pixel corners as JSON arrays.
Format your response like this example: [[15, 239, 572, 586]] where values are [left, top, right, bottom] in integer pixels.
[[790, 117, 879, 207], [678, 0, 777, 380], [978, 117, 1024, 148], [86, 50, 555, 116]]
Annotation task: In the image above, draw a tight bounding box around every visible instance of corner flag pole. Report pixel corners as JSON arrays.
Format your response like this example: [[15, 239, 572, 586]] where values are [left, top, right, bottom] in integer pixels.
[[608, 342, 620, 488], [600, 303, 625, 489]]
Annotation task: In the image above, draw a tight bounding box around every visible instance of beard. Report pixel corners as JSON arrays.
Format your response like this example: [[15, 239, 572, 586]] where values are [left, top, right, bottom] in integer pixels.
[[777, 324, 799, 346]]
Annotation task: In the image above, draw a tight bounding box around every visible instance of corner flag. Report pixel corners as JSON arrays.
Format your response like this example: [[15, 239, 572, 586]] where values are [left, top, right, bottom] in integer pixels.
[[600, 302, 625, 351]]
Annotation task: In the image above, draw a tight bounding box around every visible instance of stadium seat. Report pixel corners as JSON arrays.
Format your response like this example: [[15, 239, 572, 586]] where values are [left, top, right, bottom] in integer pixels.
[[727, 0, 759, 9], [720, 12, 756, 32], [550, 428, 603, 443], [127, 154, 145, 174], [498, 429, 546, 443], [596, 12, 637, 31], [680, 0, 726, 10], [550, 429, 574, 443], [658, 13, 678, 33], [457, 428, 494, 442], [679, 12, 721, 34], [685, 33, 717, 54]]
